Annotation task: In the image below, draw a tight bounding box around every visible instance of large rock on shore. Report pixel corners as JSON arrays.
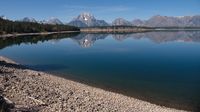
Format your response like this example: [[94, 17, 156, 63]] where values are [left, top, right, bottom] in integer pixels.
[[0, 95, 14, 112]]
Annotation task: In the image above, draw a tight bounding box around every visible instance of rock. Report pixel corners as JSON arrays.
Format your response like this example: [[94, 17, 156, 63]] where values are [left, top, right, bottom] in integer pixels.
[[0, 95, 15, 111]]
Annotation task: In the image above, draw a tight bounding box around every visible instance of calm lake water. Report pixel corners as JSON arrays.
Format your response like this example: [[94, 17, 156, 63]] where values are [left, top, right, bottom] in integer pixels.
[[0, 31, 200, 111]]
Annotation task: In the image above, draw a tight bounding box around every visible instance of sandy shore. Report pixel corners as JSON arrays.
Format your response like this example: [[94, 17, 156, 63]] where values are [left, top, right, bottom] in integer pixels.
[[0, 56, 187, 112]]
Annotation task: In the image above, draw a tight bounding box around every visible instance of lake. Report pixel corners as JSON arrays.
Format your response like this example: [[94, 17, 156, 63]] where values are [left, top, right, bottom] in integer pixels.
[[0, 31, 200, 111]]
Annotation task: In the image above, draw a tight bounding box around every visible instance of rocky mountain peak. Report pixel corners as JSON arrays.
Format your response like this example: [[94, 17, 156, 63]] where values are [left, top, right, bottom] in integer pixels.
[[132, 19, 144, 26], [112, 18, 132, 26], [21, 17, 37, 23], [68, 12, 109, 27], [77, 12, 95, 21], [46, 17, 63, 25], [39, 17, 63, 25]]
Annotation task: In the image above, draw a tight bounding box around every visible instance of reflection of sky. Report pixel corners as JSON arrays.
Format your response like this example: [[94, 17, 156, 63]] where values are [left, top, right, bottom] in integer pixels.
[[1, 32, 200, 69]]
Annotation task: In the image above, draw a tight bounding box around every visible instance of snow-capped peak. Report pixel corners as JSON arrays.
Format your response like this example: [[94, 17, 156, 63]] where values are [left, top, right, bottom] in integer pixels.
[[0, 15, 8, 20], [77, 12, 96, 21], [81, 12, 93, 17], [176, 16, 185, 18], [68, 12, 109, 27]]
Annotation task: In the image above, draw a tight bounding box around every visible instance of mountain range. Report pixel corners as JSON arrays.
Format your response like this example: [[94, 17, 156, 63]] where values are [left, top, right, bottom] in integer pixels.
[[3, 13, 200, 27], [134, 15, 200, 27], [19, 17, 63, 25], [68, 12, 109, 27], [113, 15, 200, 27], [68, 13, 200, 27]]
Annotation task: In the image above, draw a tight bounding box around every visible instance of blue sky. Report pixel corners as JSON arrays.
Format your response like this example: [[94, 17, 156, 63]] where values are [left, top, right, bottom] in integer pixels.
[[0, 0, 200, 23]]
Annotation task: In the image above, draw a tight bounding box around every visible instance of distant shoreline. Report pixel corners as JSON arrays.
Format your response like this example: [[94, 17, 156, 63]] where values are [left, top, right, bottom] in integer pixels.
[[80, 26, 200, 33], [1, 27, 200, 38], [0, 27, 200, 38], [0, 31, 80, 38]]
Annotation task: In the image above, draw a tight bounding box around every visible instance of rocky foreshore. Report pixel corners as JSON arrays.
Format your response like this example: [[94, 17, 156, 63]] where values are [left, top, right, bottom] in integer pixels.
[[0, 56, 187, 112]]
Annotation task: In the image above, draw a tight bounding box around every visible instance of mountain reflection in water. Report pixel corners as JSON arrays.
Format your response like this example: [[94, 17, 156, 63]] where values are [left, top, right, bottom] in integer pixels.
[[0, 31, 200, 50]]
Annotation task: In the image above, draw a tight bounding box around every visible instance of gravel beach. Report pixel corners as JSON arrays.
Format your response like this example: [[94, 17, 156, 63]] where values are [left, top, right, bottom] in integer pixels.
[[0, 56, 187, 112]]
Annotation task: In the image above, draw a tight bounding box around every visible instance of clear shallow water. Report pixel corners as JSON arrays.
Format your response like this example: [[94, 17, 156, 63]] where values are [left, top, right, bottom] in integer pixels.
[[0, 32, 200, 111]]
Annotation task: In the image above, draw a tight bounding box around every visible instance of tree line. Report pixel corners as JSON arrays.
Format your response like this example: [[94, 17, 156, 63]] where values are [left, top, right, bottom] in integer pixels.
[[0, 18, 80, 34]]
